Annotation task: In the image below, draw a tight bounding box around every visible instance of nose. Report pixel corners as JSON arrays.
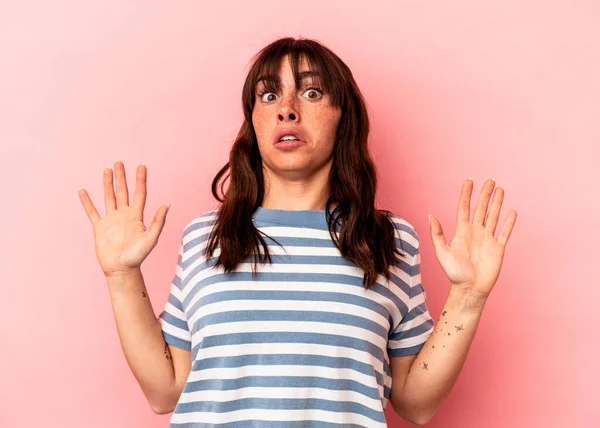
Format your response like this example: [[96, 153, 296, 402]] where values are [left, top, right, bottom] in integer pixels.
[[277, 95, 298, 122]]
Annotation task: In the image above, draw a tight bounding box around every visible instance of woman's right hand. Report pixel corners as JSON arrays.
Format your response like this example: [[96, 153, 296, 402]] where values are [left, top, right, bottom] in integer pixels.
[[78, 161, 170, 278]]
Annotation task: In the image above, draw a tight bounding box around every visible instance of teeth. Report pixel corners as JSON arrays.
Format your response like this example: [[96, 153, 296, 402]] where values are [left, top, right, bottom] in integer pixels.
[[280, 135, 299, 142]]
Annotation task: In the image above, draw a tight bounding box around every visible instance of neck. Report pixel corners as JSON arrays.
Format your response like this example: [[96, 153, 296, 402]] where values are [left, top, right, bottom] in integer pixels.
[[261, 162, 335, 211]]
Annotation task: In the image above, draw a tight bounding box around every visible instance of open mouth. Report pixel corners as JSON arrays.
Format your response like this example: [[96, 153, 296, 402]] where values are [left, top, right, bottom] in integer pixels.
[[274, 129, 305, 145], [278, 136, 301, 143]]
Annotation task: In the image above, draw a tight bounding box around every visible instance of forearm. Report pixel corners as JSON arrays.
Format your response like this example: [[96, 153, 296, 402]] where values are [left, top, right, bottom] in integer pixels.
[[397, 287, 487, 420], [107, 268, 178, 411]]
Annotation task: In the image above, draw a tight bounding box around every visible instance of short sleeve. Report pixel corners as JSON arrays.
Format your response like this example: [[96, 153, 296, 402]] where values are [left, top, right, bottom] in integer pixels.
[[387, 227, 435, 357], [159, 233, 192, 351]]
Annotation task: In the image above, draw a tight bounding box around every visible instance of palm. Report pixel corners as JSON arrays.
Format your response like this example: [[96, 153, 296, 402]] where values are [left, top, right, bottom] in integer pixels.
[[429, 178, 517, 296], [94, 207, 151, 272]]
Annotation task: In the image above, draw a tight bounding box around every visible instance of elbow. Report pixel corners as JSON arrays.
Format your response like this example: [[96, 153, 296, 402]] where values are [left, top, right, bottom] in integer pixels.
[[409, 413, 434, 426], [150, 401, 175, 415], [404, 410, 435, 426], [148, 394, 177, 415], [411, 405, 441, 425], [398, 409, 432, 426], [146, 385, 181, 415], [392, 400, 436, 426]]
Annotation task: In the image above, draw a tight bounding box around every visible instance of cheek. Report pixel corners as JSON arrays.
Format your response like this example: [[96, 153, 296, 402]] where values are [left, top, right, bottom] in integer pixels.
[[253, 111, 277, 154], [252, 110, 268, 140], [312, 108, 341, 141]]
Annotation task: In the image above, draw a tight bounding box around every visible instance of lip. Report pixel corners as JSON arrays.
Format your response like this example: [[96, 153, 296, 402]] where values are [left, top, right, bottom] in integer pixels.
[[273, 128, 306, 146], [274, 140, 304, 150]]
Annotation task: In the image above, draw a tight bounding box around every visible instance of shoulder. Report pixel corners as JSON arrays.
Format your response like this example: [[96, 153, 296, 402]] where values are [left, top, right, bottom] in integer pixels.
[[181, 208, 218, 234], [176, 208, 220, 252], [383, 211, 420, 257]]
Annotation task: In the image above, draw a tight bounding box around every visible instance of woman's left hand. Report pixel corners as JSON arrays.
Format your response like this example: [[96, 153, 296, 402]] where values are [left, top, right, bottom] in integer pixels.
[[428, 178, 518, 298]]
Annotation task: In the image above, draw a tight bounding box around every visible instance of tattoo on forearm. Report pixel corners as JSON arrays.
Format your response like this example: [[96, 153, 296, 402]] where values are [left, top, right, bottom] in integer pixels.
[[164, 342, 171, 361], [142, 291, 147, 298], [442, 310, 447, 316], [422, 362, 428, 370], [455, 324, 464, 332]]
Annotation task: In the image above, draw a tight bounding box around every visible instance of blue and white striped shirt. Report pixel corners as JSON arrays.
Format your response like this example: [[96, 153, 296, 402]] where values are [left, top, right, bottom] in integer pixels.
[[159, 207, 434, 427]]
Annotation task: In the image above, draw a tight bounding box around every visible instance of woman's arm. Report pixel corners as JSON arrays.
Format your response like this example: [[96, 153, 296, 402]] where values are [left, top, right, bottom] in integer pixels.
[[389, 287, 487, 424], [107, 268, 190, 413]]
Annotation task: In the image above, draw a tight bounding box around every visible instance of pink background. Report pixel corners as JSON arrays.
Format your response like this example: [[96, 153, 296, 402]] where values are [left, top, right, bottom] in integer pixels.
[[1, 1, 598, 426]]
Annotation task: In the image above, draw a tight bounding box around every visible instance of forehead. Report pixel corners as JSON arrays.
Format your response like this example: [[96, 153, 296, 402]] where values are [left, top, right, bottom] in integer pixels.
[[255, 55, 320, 87]]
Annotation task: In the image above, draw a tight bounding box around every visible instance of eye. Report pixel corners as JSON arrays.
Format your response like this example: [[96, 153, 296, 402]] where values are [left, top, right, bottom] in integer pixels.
[[259, 92, 277, 103], [303, 87, 323, 100]]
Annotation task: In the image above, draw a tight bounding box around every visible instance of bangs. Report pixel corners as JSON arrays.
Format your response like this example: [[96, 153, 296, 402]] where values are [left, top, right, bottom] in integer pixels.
[[245, 38, 346, 109]]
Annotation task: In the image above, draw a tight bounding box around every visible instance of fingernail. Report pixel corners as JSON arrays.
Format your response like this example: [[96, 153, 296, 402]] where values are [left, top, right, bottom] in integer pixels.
[[467, 176, 473, 181]]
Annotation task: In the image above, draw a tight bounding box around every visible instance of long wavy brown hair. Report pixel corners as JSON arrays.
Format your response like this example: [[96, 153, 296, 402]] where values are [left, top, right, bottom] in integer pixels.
[[205, 37, 408, 290]]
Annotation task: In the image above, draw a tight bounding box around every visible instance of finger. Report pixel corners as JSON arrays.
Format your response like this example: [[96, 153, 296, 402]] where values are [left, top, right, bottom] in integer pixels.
[[456, 178, 473, 225], [473, 179, 496, 226], [132, 163, 147, 220], [78, 188, 101, 227], [113, 160, 129, 209], [104, 168, 116, 214], [430, 215, 449, 253], [497, 210, 517, 247], [484, 186, 504, 236], [147, 204, 170, 242]]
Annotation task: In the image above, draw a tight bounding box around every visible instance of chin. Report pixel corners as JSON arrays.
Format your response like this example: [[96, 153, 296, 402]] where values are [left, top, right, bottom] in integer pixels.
[[269, 159, 312, 172]]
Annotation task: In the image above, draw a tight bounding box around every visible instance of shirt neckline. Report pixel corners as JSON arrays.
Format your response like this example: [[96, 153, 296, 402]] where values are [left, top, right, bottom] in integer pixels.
[[253, 206, 334, 229]]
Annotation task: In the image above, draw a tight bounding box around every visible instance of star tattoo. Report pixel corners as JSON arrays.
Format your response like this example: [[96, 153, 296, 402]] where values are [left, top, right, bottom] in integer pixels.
[[455, 324, 464, 332], [422, 362, 428, 370]]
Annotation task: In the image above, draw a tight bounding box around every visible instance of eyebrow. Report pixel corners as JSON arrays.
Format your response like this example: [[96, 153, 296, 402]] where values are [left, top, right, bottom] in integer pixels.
[[256, 70, 320, 85]]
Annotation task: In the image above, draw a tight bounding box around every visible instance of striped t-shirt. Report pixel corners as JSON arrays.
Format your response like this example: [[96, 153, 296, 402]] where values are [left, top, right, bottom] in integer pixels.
[[159, 207, 434, 427]]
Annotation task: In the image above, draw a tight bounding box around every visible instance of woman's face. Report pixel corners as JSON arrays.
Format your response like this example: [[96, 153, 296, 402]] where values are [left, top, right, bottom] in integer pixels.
[[252, 55, 342, 179]]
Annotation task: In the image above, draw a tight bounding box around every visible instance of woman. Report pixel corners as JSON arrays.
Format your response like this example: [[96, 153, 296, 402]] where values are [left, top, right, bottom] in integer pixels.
[[78, 37, 517, 427]]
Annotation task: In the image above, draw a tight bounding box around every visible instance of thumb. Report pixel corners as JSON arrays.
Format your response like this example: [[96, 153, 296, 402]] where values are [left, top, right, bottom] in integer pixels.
[[429, 214, 448, 254], [147, 204, 170, 242]]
